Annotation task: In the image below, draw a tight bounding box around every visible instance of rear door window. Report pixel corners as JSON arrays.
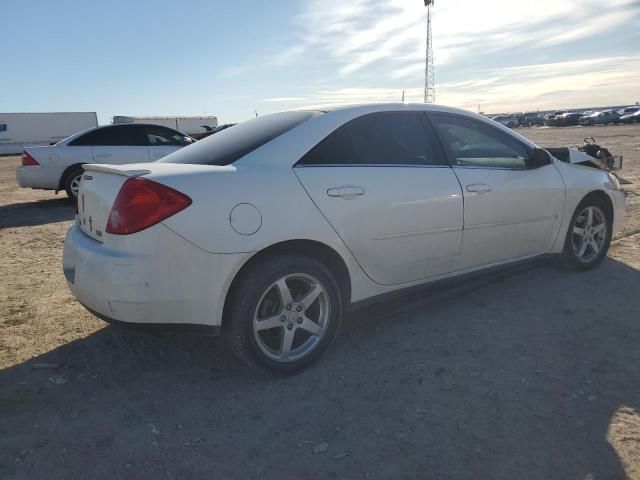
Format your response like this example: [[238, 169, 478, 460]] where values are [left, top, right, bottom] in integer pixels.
[[297, 111, 444, 166], [69, 126, 144, 146]]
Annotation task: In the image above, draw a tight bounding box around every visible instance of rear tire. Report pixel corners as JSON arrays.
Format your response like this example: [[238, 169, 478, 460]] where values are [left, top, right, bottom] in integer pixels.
[[63, 168, 84, 201], [560, 198, 611, 271], [224, 253, 344, 374]]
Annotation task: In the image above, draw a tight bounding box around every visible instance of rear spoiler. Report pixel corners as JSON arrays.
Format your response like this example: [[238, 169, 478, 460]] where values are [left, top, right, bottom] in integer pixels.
[[83, 164, 151, 177]]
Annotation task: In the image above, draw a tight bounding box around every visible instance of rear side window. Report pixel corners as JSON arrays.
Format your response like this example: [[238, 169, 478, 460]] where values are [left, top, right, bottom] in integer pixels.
[[297, 111, 443, 166], [69, 126, 144, 146], [157, 111, 317, 165], [429, 113, 530, 169]]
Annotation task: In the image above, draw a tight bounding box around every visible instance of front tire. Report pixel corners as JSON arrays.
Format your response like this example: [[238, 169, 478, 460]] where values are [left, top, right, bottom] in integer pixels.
[[224, 254, 344, 374], [63, 168, 84, 201], [560, 199, 611, 270]]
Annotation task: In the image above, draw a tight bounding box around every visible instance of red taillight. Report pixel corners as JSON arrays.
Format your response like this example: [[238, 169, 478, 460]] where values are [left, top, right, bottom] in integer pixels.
[[21, 151, 39, 166], [105, 177, 192, 235]]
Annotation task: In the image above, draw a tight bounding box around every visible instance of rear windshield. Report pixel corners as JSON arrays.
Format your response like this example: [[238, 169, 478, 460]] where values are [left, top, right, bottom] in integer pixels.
[[157, 111, 318, 165]]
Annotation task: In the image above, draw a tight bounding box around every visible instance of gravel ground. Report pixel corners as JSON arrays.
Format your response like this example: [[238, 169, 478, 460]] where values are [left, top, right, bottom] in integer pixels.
[[1, 124, 639, 479]]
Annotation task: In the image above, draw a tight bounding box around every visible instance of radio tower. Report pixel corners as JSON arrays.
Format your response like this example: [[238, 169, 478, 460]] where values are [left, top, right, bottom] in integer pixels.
[[423, 0, 435, 103]]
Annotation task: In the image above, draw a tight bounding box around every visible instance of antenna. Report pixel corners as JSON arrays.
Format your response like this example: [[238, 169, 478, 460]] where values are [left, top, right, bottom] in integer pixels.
[[423, 0, 435, 103]]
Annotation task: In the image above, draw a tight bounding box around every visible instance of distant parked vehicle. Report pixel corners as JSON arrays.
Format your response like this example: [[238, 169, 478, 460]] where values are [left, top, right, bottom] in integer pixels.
[[556, 112, 583, 127], [579, 110, 621, 126], [618, 106, 639, 117], [16, 124, 194, 200], [491, 115, 518, 128], [544, 111, 568, 127], [516, 112, 543, 127], [620, 110, 640, 124]]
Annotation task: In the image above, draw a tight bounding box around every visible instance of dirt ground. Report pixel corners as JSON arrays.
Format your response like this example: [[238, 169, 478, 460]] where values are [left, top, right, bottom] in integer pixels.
[[1, 124, 639, 479]]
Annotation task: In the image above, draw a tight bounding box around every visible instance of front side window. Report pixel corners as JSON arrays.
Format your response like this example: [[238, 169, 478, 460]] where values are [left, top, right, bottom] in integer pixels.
[[429, 113, 530, 169], [144, 125, 190, 146], [298, 111, 443, 166]]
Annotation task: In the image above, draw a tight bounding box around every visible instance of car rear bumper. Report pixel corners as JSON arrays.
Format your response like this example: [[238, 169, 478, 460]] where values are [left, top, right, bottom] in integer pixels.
[[16, 165, 58, 190], [63, 221, 249, 327]]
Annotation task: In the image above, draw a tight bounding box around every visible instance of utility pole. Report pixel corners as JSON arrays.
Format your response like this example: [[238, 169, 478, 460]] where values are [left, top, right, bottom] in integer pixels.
[[423, 0, 435, 103]]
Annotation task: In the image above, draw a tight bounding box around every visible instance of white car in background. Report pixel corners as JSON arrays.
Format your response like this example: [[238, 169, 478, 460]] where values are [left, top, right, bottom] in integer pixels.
[[63, 104, 625, 373], [16, 124, 194, 199]]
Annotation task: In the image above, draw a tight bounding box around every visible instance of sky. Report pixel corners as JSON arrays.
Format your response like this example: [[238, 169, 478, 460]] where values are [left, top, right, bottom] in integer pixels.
[[3, 0, 640, 124]]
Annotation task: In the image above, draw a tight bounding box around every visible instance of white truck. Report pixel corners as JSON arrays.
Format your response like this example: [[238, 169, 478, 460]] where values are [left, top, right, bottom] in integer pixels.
[[0, 112, 98, 155], [112, 116, 218, 136]]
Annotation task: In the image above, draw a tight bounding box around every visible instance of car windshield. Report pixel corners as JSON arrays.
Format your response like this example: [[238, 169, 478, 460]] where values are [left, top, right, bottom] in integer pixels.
[[157, 111, 319, 165]]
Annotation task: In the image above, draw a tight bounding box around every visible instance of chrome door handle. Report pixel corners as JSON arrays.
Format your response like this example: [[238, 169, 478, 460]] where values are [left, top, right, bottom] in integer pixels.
[[327, 186, 365, 198], [466, 183, 492, 193]]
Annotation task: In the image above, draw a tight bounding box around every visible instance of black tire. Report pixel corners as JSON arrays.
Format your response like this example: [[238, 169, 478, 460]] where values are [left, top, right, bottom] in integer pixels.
[[560, 197, 612, 271], [224, 253, 344, 374], [63, 168, 84, 201]]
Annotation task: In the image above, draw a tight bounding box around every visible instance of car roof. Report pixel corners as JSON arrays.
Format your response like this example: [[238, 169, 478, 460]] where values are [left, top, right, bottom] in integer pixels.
[[300, 102, 469, 114]]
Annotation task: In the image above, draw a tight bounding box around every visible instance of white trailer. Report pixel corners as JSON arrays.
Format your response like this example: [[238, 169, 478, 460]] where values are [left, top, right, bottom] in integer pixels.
[[112, 116, 218, 136], [0, 112, 98, 155]]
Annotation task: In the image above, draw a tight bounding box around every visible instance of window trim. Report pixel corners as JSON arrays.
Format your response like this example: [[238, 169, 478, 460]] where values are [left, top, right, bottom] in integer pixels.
[[425, 111, 536, 171], [294, 110, 449, 168]]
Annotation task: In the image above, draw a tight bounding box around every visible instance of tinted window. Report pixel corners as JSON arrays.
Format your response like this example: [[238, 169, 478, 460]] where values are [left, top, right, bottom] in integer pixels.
[[69, 126, 144, 146], [298, 112, 443, 166], [144, 125, 190, 146], [158, 111, 317, 165], [430, 113, 530, 169]]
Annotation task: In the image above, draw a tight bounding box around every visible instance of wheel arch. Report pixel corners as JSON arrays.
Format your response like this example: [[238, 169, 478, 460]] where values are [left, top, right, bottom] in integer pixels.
[[58, 163, 86, 190], [221, 239, 352, 328], [580, 190, 614, 227]]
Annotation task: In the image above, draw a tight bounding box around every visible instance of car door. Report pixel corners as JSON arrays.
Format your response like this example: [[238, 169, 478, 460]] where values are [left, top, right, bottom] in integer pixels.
[[91, 125, 150, 164], [428, 112, 565, 271], [143, 125, 191, 161], [294, 111, 464, 286]]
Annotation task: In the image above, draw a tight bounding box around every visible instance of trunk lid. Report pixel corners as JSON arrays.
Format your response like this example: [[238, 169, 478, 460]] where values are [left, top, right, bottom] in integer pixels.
[[77, 163, 231, 242], [78, 164, 152, 241]]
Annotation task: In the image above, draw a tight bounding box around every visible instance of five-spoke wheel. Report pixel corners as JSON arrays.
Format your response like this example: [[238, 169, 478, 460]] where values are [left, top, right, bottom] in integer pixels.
[[562, 198, 611, 270], [253, 273, 330, 362], [64, 168, 84, 201], [225, 254, 343, 373], [571, 206, 607, 263]]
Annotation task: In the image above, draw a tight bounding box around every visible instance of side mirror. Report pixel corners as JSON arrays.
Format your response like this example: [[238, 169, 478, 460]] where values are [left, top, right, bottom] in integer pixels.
[[529, 147, 551, 168]]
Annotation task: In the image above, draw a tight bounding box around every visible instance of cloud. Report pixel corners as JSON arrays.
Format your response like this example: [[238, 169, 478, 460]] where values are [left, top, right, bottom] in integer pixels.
[[280, 0, 638, 82], [251, 0, 639, 115], [260, 55, 640, 114]]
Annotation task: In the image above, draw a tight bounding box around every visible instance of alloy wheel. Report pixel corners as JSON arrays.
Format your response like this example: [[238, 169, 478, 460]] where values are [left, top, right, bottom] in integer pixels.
[[70, 174, 82, 198], [571, 206, 607, 263], [252, 273, 330, 362]]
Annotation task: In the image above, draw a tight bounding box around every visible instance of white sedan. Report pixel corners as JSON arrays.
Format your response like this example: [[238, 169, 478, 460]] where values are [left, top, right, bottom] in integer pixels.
[[62, 104, 625, 373], [16, 123, 194, 200]]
